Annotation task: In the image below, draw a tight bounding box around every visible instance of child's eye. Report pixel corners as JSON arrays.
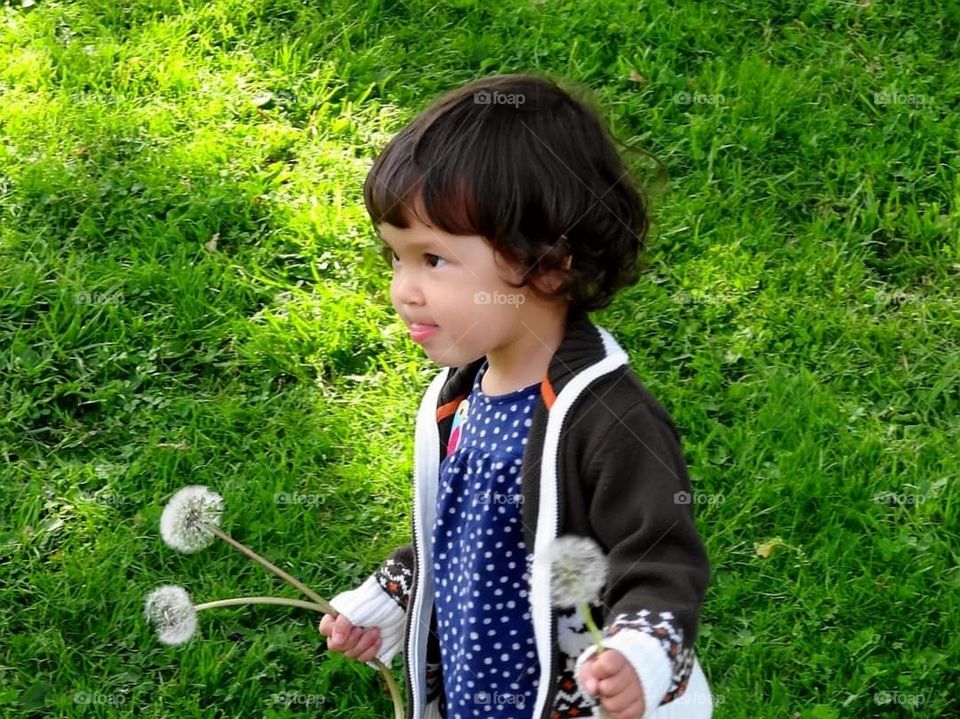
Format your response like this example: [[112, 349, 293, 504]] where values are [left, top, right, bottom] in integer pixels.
[[381, 246, 446, 269]]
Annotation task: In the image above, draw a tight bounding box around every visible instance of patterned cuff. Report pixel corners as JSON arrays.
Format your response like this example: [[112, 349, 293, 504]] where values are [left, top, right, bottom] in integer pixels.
[[329, 574, 407, 667], [374, 555, 413, 613]]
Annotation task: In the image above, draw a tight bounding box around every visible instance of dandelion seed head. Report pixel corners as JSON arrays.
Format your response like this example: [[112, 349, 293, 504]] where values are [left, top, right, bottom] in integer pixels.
[[144, 584, 198, 645], [537, 534, 608, 608], [160, 485, 223, 553]]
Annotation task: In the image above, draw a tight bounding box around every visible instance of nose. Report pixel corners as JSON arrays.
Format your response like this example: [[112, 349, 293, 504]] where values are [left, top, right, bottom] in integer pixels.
[[391, 265, 424, 309]]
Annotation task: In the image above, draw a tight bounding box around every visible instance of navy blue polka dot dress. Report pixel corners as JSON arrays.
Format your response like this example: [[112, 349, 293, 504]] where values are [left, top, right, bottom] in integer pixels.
[[431, 359, 541, 717]]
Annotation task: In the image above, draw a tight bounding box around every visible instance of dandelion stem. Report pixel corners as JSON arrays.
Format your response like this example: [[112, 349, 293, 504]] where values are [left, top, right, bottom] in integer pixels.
[[198, 524, 404, 719], [194, 596, 328, 612], [202, 522, 335, 613], [580, 602, 606, 656]]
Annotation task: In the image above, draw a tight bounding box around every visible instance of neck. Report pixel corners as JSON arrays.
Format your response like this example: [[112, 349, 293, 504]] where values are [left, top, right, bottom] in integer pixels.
[[481, 303, 569, 395]]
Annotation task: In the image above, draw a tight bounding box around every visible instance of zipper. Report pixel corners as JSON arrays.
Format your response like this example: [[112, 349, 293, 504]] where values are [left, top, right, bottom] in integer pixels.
[[524, 394, 562, 719], [405, 440, 421, 719], [541, 613, 557, 719], [536, 593, 557, 719]]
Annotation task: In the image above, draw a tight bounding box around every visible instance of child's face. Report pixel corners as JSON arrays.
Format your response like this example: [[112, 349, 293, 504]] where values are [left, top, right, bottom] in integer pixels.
[[379, 211, 561, 368]]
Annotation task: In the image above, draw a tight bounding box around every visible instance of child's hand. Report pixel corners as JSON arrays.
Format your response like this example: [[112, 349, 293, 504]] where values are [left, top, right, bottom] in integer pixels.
[[318, 612, 382, 662], [579, 648, 646, 719]]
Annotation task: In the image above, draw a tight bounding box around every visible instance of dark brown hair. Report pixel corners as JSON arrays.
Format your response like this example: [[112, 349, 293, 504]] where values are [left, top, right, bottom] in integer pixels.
[[363, 72, 663, 313]]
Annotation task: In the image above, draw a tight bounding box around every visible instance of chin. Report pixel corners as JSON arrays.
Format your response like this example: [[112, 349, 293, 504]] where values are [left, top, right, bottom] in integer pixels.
[[424, 345, 481, 368]]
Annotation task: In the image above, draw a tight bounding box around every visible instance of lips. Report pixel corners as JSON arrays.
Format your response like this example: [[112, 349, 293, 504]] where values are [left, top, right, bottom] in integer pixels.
[[408, 323, 439, 343]]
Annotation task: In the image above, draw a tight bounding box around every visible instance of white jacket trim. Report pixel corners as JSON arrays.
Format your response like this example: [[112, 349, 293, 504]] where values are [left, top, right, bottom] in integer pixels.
[[408, 367, 450, 717]]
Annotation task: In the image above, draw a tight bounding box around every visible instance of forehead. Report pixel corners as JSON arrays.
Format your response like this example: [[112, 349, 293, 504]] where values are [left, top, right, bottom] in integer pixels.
[[377, 214, 458, 249]]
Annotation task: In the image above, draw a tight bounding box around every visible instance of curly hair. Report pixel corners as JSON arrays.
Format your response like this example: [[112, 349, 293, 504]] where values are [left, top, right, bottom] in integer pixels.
[[362, 72, 662, 313]]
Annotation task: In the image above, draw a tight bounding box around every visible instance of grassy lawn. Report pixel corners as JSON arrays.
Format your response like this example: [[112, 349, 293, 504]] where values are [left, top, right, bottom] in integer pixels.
[[1, 0, 957, 716]]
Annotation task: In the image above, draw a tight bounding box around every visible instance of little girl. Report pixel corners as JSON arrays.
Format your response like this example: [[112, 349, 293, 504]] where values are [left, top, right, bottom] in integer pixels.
[[319, 73, 713, 719]]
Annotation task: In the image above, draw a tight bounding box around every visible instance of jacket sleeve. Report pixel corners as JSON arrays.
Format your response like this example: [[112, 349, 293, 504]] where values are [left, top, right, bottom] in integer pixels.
[[572, 401, 711, 716], [328, 543, 414, 668]]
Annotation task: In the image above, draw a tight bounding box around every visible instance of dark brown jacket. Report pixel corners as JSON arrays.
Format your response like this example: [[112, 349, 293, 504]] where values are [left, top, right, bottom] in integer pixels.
[[330, 307, 713, 718]]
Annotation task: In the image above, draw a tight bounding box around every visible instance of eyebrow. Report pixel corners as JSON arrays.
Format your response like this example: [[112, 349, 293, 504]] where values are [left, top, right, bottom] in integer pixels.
[[378, 235, 437, 251]]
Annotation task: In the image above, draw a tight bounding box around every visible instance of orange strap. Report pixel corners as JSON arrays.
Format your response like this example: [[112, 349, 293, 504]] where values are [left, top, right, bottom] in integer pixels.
[[436, 374, 555, 421], [437, 395, 466, 422], [540, 375, 556, 410]]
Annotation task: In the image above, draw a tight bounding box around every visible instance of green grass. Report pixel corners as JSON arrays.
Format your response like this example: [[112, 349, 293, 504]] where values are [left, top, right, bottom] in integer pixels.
[[1, 0, 958, 716]]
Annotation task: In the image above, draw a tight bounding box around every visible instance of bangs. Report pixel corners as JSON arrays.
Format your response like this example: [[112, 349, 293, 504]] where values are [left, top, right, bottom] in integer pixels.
[[362, 165, 474, 237], [362, 92, 571, 249], [363, 104, 490, 238]]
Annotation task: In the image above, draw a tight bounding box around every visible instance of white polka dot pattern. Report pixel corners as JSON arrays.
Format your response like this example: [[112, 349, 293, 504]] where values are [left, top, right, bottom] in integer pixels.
[[431, 359, 542, 717]]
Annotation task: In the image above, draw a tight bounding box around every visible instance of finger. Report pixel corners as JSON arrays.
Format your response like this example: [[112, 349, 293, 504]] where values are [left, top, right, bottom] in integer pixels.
[[341, 625, 363, 652], [593, 648, 626, 679], [580, 656, 601, 696], [326, 626, 347, 651], [359, 634, 383, 663], [343, 625, 364, 650], [599, 684, 638, 715], [336, 613, 353, 632], [602, 695, 645, 719], [329, 626, 361, 652], [353, 630, 382, 662], [579, 657, 601, 695], [318, 614, 335, 636], [597, 666, 633, 698], [345, 628, 381, 660], [333, 613, 352, 641]]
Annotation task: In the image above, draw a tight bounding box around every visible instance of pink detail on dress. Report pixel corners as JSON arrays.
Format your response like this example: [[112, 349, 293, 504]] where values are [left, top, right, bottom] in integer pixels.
[[446, 399, 469, 455]]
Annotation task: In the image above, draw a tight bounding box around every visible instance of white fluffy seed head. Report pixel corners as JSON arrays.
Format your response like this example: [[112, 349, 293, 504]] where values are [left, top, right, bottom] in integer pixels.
[[538, 534, 609, 608], [144, 584, 198, 645], [159, 485, 223, 553]]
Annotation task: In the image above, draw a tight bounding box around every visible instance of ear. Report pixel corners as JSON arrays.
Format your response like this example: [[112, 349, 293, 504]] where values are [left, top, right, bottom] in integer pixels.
[[531, 254, 572, 294]]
